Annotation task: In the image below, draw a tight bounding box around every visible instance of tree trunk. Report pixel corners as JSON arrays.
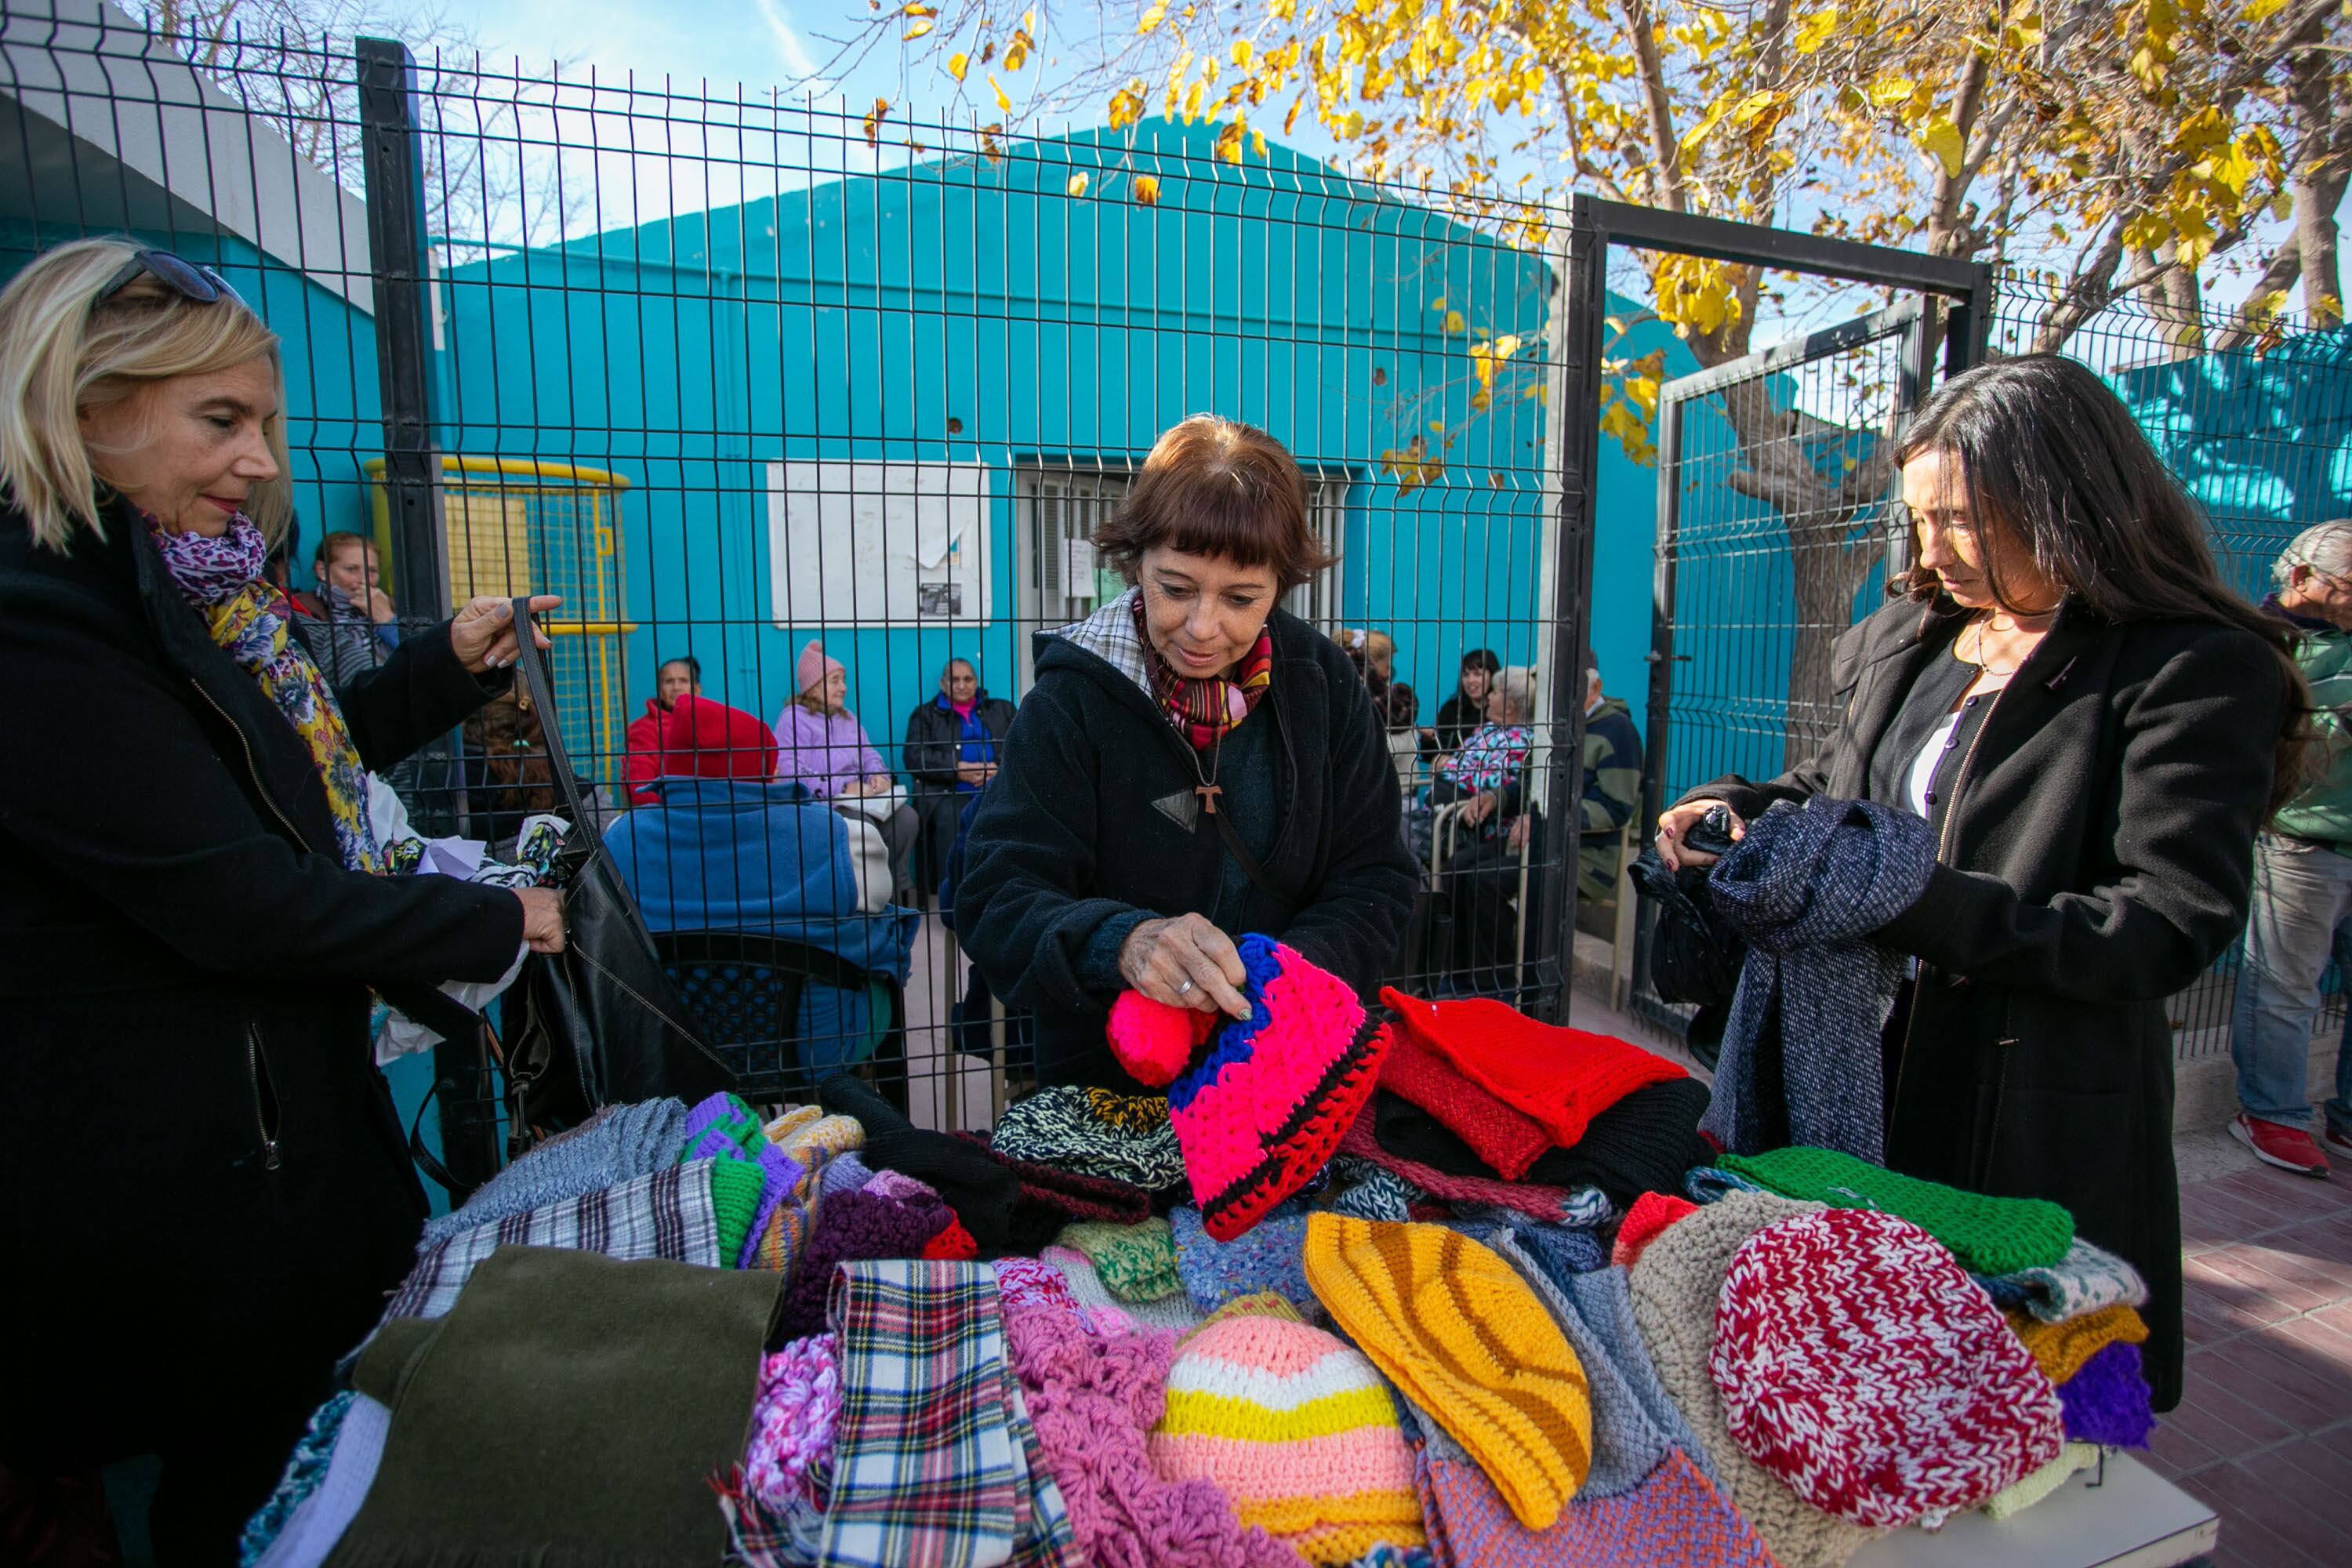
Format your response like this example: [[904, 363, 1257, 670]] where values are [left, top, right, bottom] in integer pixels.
[[2289, 21, 2347, 325]]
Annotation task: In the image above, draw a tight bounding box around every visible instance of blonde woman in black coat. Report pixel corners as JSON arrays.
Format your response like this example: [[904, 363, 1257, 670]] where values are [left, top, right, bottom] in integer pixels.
[[1657, 356, 2307, 1412], [0, 240, 565, 1563]]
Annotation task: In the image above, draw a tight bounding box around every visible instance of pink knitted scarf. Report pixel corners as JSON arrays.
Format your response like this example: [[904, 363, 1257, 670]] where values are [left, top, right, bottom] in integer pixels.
[[998, 1294, 1299, 1568]]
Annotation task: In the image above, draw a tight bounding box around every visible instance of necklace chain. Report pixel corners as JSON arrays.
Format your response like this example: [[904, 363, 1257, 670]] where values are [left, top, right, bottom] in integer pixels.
[[1959, 612, 2050, 678]]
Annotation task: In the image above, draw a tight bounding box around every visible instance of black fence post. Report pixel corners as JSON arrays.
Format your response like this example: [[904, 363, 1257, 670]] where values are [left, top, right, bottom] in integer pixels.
[[356, 37, 446, 622], [1530, 198, 1610, 1024], [358, 37, 497, 1196]]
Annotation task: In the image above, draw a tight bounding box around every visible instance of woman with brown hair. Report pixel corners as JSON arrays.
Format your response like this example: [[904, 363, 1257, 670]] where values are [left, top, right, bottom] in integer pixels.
[[956, 415, 1418, 1087], [1653, 354, 2308, 1414]]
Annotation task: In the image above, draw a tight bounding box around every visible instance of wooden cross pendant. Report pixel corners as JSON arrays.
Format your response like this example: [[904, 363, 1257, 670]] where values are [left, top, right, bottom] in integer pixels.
[[1196, 782, 1223, 815]]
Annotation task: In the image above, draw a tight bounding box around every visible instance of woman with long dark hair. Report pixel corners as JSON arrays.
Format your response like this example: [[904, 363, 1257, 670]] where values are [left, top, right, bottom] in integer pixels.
[[1655, 354, 2308, 1413]]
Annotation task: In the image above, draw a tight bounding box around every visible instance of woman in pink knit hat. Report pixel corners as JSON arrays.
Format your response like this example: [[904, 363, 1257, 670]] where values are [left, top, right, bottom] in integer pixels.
[[775, 638, 916, 896]]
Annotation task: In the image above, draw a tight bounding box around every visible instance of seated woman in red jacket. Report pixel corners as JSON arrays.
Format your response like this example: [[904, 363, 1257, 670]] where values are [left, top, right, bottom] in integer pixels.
[[623, 654, 703, 806]]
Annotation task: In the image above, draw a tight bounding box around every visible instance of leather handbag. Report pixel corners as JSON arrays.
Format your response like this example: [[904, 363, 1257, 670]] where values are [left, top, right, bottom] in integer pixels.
[[498, 599, 738, 1143]]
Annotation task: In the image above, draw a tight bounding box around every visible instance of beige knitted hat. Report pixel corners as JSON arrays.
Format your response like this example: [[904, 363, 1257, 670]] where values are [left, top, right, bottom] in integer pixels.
[[1627, 1190, 1876, 1568]]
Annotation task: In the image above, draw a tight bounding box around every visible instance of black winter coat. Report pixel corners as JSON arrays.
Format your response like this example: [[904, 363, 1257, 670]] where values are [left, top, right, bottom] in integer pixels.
[[0, 498, 525, 1477], [1690, 596, 2287, 1412], [905, 692, 1017, 790], [956, 607, 1419, 1087]]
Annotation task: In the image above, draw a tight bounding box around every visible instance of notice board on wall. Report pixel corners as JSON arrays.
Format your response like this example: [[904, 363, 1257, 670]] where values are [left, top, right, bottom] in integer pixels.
[[765, 460, 993, 628]]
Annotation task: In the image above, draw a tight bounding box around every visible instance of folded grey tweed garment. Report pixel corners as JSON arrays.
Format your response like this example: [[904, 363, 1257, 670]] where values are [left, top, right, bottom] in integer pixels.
[[419, 1097, 690, 1247], [1700, 797, 1936, 1163]]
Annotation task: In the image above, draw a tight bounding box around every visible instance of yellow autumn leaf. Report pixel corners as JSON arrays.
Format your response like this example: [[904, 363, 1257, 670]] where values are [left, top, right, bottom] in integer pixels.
[[948, 52, 969, 82], [1430, 296, 1448, 310], [1004, 36, 1030, 71], [903, 20, 935, 39], [1066, 172, 1090, 198], [1108, 82, 1145, 129], [1214, 121, 1243, 163], [1134, 174, 1162, 205], [991, 74, 1012, 113], [1793, 5, 1838, 53], [1443, 310, 1466, 334], [1022, 7, 1035, 30], [1867, 76, 1915, 111], [1232, 39, 1254, 67], [1918, 114, 1964, 179], [862, 97, 891, 150], [1138, 1, 1168, 34], [1252, 130, 1268, 160], [1493, 333, 1521, 359], [2244, 0, 2286, 14]]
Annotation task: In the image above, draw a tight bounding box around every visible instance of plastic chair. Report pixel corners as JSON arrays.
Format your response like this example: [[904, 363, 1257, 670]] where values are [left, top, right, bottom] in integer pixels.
[[653, 930, 909, 1111]]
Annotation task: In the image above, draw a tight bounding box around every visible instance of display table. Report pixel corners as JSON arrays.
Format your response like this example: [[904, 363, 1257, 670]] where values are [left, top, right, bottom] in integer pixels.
[[1850, 1454, 2217, 1568]]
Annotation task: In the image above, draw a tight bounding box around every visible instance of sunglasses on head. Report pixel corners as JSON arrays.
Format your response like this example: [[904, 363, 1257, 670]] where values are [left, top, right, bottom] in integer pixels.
[[99, 249, 243, 308]]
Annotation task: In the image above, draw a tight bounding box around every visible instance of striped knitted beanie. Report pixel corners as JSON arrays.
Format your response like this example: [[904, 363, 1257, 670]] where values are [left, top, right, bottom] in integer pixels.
[[1716, 1146, 2074, 1275], [1712, 1207, 2063, 1529], [1626, 1190, 1871, 1568], [1149, 1312, 1426, 1563], [1303, 1214, 1593, 1529], [991, 1086, 1186, 1192], [1108, 936, 1388, 1241]]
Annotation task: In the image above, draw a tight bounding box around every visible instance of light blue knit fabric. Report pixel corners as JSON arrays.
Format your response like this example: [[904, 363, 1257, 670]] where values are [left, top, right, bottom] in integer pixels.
[[818, 1151, 877, 1199], [1975, 1236, 2151, 1324], [1490, 1232, 1668, 1498], [1171, 1203, 1315, 1315], [419, 1097, 689, 1247], [1556, 1264, 1722, 1492], [1686, 1165, 1768, 1204]]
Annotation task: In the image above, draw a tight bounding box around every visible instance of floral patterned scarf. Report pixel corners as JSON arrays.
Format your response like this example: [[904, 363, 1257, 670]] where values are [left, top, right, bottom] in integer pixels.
[[146, 514, 385, 873], [1128, 590, 1274, 752]]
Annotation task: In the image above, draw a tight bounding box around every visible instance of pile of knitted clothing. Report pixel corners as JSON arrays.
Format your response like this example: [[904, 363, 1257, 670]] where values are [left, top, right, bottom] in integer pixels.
[[238, 1013, 2159, 1568], [1355, 989, 1709, 1222]]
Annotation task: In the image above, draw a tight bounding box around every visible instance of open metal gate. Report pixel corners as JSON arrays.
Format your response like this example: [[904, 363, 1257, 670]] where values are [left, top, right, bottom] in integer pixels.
[[1625, 299, 1955, 1033]]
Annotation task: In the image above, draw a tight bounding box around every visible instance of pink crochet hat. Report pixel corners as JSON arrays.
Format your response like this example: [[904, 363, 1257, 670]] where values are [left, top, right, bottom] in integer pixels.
[[1107, 935, 1386, 1241], [795, 639, 845, 696], [1149, 1312, 1425, 1563], [1711, 1207, 2063, 1528]]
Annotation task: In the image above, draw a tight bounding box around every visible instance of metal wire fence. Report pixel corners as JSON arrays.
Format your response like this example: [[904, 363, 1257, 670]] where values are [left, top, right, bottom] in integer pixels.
[[8, 2, 2341, 1159]]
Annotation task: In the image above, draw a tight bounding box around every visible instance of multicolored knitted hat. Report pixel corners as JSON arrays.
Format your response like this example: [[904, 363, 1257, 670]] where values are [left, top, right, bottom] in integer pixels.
[[1056, 1218, 1182, 1303], [763, 1103, 866, 1163], [1976, 1236, 2148, 1325], [957, 1134, 1155, 1245], [679, 1092, 765, 1165], [2008, 1303, 2150, 1386], [1613, 1192, 1699, 1269], [2058, 1341, 2154, 1448], [1149, 1312, 1427, 1563], [1712, 1207, 2063, 1529], [1303, 1214, 1593, 1530], [1108, 936, 1388, 1241], [705, 1157, 768, 1266], [1171, 1204, 1316, 1317], [1626, 1189, 1871, 1568], [991, 1087, 1187, 1192], [1716, 1146, 2074, 1276], [1378, 988, 1686, 1148]]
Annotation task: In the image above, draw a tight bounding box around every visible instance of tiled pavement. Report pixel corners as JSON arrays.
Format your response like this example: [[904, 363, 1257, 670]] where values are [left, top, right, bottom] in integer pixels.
[[2151, 1155, 2352, 1567]]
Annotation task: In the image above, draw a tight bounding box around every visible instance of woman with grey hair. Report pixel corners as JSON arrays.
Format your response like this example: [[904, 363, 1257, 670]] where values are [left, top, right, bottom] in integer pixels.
[[2226, 518, 2352, 1175], [0, 239, 566, 1561]]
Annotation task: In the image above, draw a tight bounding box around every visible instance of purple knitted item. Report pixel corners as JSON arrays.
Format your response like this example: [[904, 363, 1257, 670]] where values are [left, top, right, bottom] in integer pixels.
[[743, 1334, 840, 1511], [775, 1187, 955, 1338], [2059, 1341, 2155, 1449], [819, 1152, 877, 1199], [999, 1291, 1299, 1568], [862, 1168, 939, 1204]]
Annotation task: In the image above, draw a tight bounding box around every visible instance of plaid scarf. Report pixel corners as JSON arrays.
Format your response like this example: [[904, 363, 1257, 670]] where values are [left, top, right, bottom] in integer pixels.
[[1129, 591, 1273, 752], [147, 514, 383, 873]]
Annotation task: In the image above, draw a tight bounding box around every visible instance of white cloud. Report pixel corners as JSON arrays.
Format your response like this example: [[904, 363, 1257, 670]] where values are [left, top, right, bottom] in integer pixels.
[[750, 0, 827, 88]]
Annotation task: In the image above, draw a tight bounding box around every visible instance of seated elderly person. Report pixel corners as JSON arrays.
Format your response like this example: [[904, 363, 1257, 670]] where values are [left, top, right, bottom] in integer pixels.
[[605, 691, 916, 1081], [905, 656, 1014, 902]]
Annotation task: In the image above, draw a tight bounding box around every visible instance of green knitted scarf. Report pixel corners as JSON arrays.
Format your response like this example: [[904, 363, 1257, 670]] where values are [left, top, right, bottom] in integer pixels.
[[1716, 1146, 2073, 1276]]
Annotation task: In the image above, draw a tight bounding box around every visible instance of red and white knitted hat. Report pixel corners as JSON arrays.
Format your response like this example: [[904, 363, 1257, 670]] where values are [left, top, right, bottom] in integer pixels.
[[1710, 1207, 2063, 1529]]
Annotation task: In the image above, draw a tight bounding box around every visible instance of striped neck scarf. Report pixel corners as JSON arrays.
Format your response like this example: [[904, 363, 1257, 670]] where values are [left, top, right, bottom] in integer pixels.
[[1129, 591, 1273, 752]]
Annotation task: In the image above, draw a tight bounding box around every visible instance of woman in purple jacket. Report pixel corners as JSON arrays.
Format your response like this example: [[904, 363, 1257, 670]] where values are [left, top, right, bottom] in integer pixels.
[[775, 638, 917, 896]]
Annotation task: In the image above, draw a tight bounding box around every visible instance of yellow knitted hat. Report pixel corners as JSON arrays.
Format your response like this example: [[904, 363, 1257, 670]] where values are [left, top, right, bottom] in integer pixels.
[[2008, 1304, 2150, 1385], [1303, 1213, 1592, 1529]]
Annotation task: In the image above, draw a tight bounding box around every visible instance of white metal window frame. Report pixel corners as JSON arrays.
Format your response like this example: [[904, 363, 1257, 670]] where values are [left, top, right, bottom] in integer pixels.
[[1012, 463, 1346, 690]]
